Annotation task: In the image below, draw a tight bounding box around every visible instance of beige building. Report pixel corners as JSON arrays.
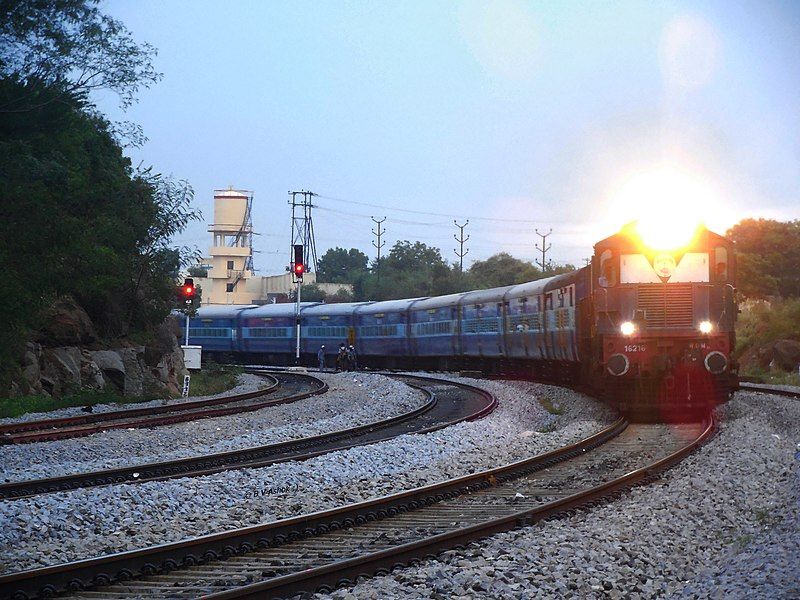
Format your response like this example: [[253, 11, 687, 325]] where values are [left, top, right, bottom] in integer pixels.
[[191, 188, 351, 305]]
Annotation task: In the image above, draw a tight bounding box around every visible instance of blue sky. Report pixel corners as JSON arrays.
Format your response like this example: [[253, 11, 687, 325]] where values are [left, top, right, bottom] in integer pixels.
[[96, 0, 800, 274]]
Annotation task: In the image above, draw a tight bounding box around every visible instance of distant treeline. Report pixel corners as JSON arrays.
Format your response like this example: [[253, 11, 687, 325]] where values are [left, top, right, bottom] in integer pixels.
[[308, 243, 575, 303]]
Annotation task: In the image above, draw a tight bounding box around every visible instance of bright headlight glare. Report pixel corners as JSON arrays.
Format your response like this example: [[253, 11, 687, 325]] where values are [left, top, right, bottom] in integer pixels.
[[620, 321, 636, 336], [699, 320, 713, 334]]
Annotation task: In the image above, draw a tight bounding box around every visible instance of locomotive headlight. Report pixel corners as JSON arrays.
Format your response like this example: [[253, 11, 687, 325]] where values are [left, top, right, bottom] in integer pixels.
[[620, 321, 636, 336], [698, 320, 713, 334]]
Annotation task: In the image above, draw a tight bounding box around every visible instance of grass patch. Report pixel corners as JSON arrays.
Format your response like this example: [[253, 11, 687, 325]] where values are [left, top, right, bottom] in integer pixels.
[[537, 421, 558, 433], [0, 388, 149, 419], [187, 364, 243, 396], [538, 397, 564, 415], [740, 365, 800, 387], [0, 364, 244, 418]]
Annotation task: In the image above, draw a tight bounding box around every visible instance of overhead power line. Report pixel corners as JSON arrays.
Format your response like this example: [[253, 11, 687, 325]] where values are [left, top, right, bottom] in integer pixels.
[[315, 193, 573, 225]]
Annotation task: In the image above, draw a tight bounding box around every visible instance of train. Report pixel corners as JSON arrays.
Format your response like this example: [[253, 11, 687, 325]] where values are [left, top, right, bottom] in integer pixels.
[[180, 222, 737, 420]]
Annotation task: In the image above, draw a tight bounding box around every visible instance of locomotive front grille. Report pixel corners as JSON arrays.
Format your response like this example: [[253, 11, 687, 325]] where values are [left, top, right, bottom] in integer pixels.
[[636, 283, 693, 328]]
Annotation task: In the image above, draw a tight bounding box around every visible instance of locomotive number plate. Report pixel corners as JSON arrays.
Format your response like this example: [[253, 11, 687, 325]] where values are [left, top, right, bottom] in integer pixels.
[[624, 344, 647, 353]]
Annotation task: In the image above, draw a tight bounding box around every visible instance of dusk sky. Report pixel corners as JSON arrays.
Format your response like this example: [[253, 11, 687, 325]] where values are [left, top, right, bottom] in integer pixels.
[[96, 0, 800, 274]]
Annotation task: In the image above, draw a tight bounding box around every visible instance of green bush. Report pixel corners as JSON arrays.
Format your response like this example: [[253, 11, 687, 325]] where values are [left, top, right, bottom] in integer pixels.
[[188, 365, 243, 396], [737, 298, 800, 355]]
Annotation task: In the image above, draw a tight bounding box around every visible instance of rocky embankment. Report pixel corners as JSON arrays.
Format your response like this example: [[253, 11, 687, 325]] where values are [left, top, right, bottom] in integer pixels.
[[8, 298, 187, 400]]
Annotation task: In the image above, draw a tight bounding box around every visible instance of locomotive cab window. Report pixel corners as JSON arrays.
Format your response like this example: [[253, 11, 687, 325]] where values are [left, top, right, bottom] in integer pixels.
[[598, 249, 617, 287], [715, 247, 728, 282]]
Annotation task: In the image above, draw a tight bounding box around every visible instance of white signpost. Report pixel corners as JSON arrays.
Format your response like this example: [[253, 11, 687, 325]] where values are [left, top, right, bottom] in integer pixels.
[[181, 374, 191, 397]]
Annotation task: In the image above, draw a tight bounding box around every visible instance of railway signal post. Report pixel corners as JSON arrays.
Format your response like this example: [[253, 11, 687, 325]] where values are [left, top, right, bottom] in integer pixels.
[[292, 244, 304, 363]]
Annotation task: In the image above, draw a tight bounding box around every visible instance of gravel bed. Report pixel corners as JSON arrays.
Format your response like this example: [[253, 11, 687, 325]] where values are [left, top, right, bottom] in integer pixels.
[[0, 373, 270, 426], [0, 377, 612, 573], [313, 390, 799, 600], [0, 373, 425, 482]]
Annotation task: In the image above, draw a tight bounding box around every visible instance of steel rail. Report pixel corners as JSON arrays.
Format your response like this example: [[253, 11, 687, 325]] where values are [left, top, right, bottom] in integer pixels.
[[0, 375, 290, 444], [0, 373, 328, 499], [738, 383, 800, 399], [210, 417, 714, 600], [0, 392, 616, 600], [0, 373, 492, 501], [0, 376, 279, 436]]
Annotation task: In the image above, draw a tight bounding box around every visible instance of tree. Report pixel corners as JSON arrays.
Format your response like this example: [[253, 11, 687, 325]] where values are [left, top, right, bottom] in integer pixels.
[[188, 266, 209, 277], [466, 253, 543, 289], [1, 0, 161, 113], [359, 241, 456, 301], [727, 219, 800, 298], [326, 288, 354, 303], [317, 247, 369, 283], [289, 284, 327, 303]]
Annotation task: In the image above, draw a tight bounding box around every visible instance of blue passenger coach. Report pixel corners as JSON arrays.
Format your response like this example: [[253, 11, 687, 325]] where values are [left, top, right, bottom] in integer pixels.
[[459, 287, 512, 358], [240, 302, 318, 359], [185, 305, 255, 354], [355, 298, 424, 364], [409, 293, 464, 363], [300, 302, 372, 360]]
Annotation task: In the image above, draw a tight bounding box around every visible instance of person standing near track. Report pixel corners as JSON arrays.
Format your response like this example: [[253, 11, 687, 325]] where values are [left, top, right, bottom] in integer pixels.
[[317, 345, 325, 371], [347, 344, 358, 371]]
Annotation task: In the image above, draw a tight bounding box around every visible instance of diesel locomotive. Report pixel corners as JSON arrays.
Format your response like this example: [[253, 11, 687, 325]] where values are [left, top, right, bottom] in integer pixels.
[[182, 222, 737, 419]]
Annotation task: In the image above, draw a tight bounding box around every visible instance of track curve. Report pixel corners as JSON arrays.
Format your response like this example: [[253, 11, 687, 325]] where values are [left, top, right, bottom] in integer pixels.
[[0, 373, 493, 501], [0, 401, 714, 600], [0, 374, 281, 444]]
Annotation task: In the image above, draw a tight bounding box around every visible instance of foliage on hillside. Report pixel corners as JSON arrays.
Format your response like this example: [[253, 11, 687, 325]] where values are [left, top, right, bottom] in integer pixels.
[[727, 219, 800, 299], [0, 1, 199, 391], [737, 299, 800, 355]]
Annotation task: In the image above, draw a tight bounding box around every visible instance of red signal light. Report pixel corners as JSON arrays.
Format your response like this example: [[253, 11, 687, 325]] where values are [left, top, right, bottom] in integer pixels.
[[181, 278, 196, 301], [294, 263, 305, 275]]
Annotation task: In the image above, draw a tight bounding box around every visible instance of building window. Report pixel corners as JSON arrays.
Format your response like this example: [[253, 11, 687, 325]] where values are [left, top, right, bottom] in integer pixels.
[[227, 260, 234, 270], [226, 283, 234, 292]]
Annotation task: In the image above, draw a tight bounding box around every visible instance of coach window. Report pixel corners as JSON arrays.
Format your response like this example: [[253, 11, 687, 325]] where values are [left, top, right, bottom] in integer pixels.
[[599, 249, 617, 287], [226, 283, 234, 292], [715, 247, 728, 282]]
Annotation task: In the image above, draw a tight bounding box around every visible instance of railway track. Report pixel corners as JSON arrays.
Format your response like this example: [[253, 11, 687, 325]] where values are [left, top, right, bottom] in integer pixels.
[[0, 374, 495, 500], [0, 406, 714, 600], [0, 374, 285, 444], [738, 382, 800, 399]]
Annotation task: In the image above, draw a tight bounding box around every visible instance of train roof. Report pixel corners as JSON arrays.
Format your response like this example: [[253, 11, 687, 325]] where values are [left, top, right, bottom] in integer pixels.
[[504, 272, 579, 299], [244, 302, 319, 318], [301, 302, 374, 316], [192, 305, 258, 319], [409, 292, 467, 310], [460, 286, 514, 306], [355, 297, 428, 314]]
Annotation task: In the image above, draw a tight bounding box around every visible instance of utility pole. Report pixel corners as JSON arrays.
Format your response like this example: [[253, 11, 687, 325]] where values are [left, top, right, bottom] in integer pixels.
[[288, 190, 318, 274], [454, 220, 470, 273], [288, 190, 316, 366], [371, 216, 386, 265], [535, 228, 553, 272]]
